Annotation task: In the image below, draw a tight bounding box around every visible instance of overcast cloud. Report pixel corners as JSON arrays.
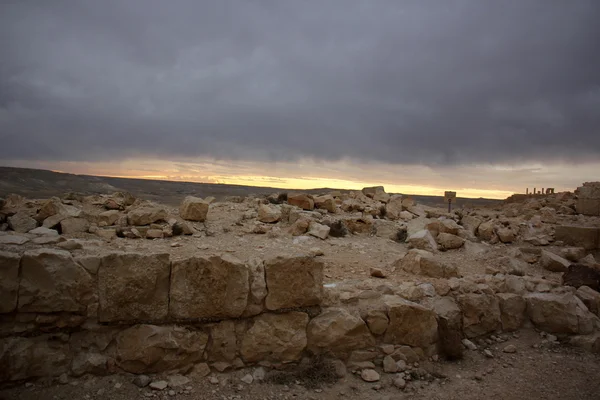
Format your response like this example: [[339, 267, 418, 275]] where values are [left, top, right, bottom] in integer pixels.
[[1, 0, 599, 167]]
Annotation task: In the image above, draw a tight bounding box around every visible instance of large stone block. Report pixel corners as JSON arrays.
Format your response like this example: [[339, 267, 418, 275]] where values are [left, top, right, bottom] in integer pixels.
[[170, 254, 249, 319], [287, 194, 314, 211], [555, 225, 599, 250], [525, 292, 595, 334], [0, 251, 20, 313], [406, 229, 438, 252], [240, 312, 309, 363], [7, 211, 37, 233], [18, 249, 95, 313], [60, 217, 90, 234], [397, 249, 458, 278], [307, 308, 375, 358], [383, 297, 438, 348], [540, 250, 571, 272], [457, 293, 501, 338], [98, 252, 170, 322], [497, 293, 526, 331], [179, 196, 210, 222], [116, 324, 208, 374], [207, 320, 238, 362], [0, 336, 71, 381], [577, 199, 600, 216], [127, 205, 168, 226], [264, 255, 323, 310]]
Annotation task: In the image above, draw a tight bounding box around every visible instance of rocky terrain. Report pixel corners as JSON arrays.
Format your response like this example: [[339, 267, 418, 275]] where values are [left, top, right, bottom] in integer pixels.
[[1, 182, 600, 400]]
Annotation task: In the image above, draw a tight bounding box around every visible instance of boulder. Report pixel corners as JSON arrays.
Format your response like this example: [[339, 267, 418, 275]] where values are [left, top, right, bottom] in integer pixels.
[[18, 249, 95, 313], [116, 325, 208, 374], [385, 195, 403, 220], [406, 229, 438, 252], [7, 212, 37, 233], [36, 197, 66, 221], [540, 251, 571, 273], [575, 286, 600, 316], [396, 249, 458, 278], [308, 221, 330, 240], [461, 215, 482, 235], [525, 292, 591, 334], [288, 194, 314, 211], [314, 195, 337, 213], [98, 252, 170, 322], [29, 226, 59, 236], [362, 186, 385, 198], [257, 204, 282, 223], [179, 196, 209, 222], [457, 293, 501, 338], [0, 336, 70, 381], [240, 312, 309, 363], [477, 220, 496, 241], [497, 293, 526, 331], [437, 233, 465, 250], [170, 254, 249, 319], [307, 308, 375, 357], [365, 310, 389, 335], [289, 217, 311, 236], [0, 234, 29, 245], [60, 217, 90, 234], [383, 297, 438, 348], [128, 205, 168, 226], [98, 210, 121, 226], [496, 227, 517, 243], [264, 255, 323, 310], [0, 251, 20, 313]]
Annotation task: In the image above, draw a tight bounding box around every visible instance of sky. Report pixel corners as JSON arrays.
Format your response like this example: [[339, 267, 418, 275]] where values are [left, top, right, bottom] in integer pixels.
[[1, 1, 599, 199]]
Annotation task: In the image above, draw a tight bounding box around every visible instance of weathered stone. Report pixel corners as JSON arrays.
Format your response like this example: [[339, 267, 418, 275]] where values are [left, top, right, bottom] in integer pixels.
[[18, 249, 94, 313], [56, 239, 83, 250], [207, 320, 238, 362], [179, 196, 209, 222], [96, 228, 117, 240], [288, 194, 314, 211], [457, 293, 501, 338], [60, 217, 90, 234], [257, 204, 282, 223], [170, 254, 249, 319], [314, 195, 337, 213], [264, 255, 323, 310], [307, 308, 375, 357], [98, 210, 120, 226], [383, 297, 438, 348], [385, 195, 403, 220], [98, 252, 170, 322], [525, 293, 581, 334], [244, 257, 267, 316], [240, 312, 309, 363], [563, 264, 600, 292], [116, 325, 208, 374], [569, 333, 600, 353], [71, 352, 108, 377], [497, 293, 526, 331], [407, 229, 438, 252], [308, 221, 330, 240], [146, 228, 164, 239], [461, 215, 482, 235], [397, 249, 458, 278], [540, 250, 571, 273], [289, 217, 311, 236], [128, 205, 168, 226], [576, 286, 600, 316], [365, 310, 389, 335], [0, 251, 20, 313], [0, 336, 70, 381], [360, 369, 380, 382], [496, 227, 517, 243], [0, 234, 29, 245], [8, 212, 37, 233], [362, 186, 385, 198], [437, 233, 465, 250], [29, 226, 59, 236], [477, 220, 496, 241]]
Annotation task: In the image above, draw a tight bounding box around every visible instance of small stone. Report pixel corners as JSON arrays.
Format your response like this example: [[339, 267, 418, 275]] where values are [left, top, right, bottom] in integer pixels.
[[209, 376, 219, 385], [383, 355, 398, 373], [462, 339, 478, 350], [133, 375, 152, 388], [252, 367, 266, 381], [58, 373, 69, 385], [114, 383, 122, 389], [25, 382, 34, 388], [474, 373, 483, 381], [168, 390, 176, 396], [393, 377, 406, 390], [241, 374, 254, 384], [380, 344, 395, 355], [360, 369, 380, 382], [503, 345, 517, 353], [547, 334, 558, 342], [149, 381, 168, 391], [190, 363, 211, 378], [370, 267, 387, 278], [167, 375, 190, 387], [483, 350, 494, 358], [396, 360, 407, 372]]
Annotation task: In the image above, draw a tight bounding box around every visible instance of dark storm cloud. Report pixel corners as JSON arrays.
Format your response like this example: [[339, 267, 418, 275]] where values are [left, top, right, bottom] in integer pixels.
[[1, 0, 599, 165]]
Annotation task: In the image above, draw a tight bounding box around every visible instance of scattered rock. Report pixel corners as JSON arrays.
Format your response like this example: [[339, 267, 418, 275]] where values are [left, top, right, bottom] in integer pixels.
[[133, 375, 152, 388], [149, 380, 168, 391], [360, 369, 380, 382], [241, 374, 254, 384], [370, 267, 386, 278], [503, 345, 517, 353]]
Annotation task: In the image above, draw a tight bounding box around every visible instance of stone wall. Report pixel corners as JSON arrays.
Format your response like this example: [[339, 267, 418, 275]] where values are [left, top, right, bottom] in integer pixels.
[[1, 249, 599, 382], [576, 182, 600, 216]]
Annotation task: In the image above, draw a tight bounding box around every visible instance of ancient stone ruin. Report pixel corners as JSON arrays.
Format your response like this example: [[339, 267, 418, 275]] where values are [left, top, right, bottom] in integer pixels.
[[1, 185, 600, 395]]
